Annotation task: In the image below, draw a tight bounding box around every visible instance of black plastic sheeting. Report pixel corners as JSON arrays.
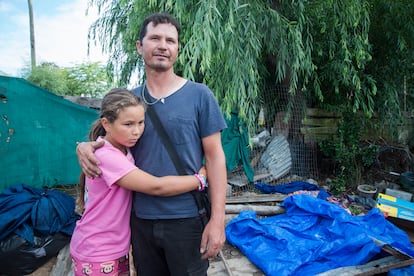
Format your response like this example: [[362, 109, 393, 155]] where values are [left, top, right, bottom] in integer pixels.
[[0, 233, 70, 275]]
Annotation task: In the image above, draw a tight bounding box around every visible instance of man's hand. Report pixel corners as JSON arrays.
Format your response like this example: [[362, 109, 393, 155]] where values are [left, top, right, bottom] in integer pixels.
[[76, 140, 104, 178], [199, 218, 225, 259]]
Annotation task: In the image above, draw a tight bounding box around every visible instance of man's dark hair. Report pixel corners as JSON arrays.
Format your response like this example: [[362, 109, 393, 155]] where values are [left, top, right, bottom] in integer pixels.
[[138, 12, 181, 43]]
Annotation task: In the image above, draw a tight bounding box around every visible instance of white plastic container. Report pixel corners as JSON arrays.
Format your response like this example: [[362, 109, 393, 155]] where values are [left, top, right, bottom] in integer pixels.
[[385, 188, 413, 202]]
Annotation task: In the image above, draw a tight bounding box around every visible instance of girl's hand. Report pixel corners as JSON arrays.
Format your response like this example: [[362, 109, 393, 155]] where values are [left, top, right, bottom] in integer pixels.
[[198, 165, 207, 179]]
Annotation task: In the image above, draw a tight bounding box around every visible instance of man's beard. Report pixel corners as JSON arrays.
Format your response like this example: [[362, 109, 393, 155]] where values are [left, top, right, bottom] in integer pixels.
[[150, 62, 170, 72]]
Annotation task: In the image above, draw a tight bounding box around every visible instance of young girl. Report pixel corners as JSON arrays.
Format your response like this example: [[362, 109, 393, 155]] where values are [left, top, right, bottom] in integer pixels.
[[70, 88, 207, 276]]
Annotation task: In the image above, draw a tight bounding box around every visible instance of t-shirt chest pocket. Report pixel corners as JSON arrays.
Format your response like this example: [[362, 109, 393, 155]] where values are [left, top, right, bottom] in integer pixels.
[[167, 117, 195, 145]]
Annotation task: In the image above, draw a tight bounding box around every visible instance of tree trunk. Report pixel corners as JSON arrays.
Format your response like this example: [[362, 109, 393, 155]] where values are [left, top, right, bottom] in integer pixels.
[[28, 0, 36, 69]]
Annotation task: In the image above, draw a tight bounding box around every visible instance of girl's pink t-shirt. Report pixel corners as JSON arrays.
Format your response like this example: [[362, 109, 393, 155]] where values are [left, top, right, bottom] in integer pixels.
[[70, 138, 137, 262]]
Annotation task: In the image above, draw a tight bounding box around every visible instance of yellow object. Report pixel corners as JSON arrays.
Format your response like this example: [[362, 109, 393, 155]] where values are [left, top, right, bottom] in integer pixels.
[[376, 193, 414, 221]]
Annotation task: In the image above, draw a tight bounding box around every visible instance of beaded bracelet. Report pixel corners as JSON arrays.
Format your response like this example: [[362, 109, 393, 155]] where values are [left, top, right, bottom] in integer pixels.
[[194, 173, 207, 191]]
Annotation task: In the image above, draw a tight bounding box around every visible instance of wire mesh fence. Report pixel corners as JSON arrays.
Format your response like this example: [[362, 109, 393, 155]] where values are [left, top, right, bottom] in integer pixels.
[[227, 84, 319, 196], [60, 89, 321, 199]]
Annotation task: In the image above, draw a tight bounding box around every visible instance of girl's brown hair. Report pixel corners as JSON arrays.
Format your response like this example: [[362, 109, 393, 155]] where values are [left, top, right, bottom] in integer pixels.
[[77, 88, 144, 212]]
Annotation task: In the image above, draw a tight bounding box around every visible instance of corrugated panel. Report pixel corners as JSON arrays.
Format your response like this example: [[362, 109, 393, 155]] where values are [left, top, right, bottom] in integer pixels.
[[259, 135, 292, 180]]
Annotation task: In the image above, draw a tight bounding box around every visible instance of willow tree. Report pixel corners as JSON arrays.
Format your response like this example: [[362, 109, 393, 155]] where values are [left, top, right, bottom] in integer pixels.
[[367, 0, 414, 133], [86, 0, 412, 136]]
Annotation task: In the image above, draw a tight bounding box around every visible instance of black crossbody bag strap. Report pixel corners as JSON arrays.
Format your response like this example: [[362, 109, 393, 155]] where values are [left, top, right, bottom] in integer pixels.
[[146, 106, 186, 175], [146, 105, 209, 227]]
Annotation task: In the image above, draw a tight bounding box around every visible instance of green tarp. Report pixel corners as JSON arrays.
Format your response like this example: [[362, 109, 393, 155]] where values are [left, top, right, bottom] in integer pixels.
[[0, 76, 98, 192], [222, 112, 254, 182], [0, 76, 254, 192]]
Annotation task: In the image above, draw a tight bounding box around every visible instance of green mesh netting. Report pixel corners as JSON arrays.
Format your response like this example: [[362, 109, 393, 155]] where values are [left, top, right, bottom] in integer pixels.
[[0, 76, 98, 192]]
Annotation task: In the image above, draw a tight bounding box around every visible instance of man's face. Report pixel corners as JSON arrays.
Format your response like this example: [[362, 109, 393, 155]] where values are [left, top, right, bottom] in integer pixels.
[[137, 22, 179, 72]]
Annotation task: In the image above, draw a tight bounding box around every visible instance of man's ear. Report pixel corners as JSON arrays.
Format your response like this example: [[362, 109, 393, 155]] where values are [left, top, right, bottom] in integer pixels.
[[136, 40, 143, 55]]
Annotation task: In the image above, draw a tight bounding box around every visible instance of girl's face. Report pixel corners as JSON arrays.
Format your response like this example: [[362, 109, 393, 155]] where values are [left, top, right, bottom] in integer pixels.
[[102, 105, 145, 151]]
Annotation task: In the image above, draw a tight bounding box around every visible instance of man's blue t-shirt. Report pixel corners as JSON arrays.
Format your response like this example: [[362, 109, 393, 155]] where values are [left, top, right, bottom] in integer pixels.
[[131, 80, 227, 219]]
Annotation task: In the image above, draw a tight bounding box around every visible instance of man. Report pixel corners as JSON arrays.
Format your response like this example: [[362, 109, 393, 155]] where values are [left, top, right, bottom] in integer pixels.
[[76, 12, 227, 275]]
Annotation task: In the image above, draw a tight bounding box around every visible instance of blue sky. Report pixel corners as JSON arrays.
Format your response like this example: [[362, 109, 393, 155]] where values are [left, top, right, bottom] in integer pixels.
[[0, 0, 107, 76]]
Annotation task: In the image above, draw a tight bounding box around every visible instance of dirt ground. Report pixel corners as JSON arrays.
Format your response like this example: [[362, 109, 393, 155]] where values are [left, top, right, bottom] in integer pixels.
[[28, 258, 57, 276], [28, 235, 263, 276], [27, 213, 260, 276]]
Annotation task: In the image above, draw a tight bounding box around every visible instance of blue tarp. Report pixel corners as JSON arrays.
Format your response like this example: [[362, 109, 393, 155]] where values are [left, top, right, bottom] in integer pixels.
[[226, 194, 414, 276], [255, 181, 320, 194], [0, 184, 80, 243]]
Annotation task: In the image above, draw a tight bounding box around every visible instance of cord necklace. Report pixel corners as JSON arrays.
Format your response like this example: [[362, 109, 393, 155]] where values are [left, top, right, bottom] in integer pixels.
[[141, 82, 163, 106]]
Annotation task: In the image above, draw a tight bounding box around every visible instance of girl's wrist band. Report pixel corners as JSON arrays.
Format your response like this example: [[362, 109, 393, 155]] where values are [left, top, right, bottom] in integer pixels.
[[194, 173, 207, 191]]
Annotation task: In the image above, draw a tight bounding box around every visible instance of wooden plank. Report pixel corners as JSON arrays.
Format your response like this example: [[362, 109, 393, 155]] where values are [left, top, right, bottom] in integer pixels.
[[226, 193, 287, 204], [225, 204, 286, 215], [317, 256, 412, 276], [253, 173, 272, 181], [300, 126, 337, 135], [306, 134, 334, 140], [302, 117, 340, 127], [227, 173, 273, 187], [318, 237, 414, 276], [227, 176, 249, 187], [355, 258, 414, 276], [306, 108, 341, 117]]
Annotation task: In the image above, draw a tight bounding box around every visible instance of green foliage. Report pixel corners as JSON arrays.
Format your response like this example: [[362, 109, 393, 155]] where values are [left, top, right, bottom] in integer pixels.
[[306, 0, 376, 116], [86, 0, 414, 139], [24, 62, 113, 97], [348, 204, 364, 216], [329, 173, 347, 197], [366, 0, 414, 138], [319, 112, 380, 195], [65, 62, 113, 98], [25, 62, 71, 95]]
